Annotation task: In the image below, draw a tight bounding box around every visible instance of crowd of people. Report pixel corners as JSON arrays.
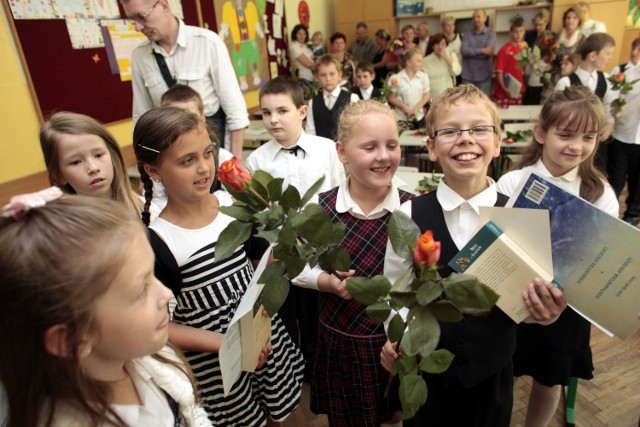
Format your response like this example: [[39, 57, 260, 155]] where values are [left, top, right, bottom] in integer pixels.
[[1, 1, 639, 426]]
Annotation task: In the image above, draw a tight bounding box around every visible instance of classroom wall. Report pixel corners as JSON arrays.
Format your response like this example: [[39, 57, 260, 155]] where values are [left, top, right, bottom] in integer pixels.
[[0, 0, 336, 186]]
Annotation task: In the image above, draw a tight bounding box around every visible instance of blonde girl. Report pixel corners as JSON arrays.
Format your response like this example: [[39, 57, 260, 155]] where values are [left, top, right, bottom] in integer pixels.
[[387, 47, 431, 129], [294, 100, 411, 427], [133, 106, 304, 426], [497, 86, 619, 427], [0, 192, 209, 427], [39, 112, 143, 219]]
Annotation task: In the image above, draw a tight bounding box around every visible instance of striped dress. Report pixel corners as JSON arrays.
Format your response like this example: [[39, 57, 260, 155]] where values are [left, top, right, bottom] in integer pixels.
[[311, 186, 412, 427], [150, 193, 304, 427]]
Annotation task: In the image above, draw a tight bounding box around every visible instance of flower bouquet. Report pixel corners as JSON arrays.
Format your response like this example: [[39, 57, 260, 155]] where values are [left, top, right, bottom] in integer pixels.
[[608, 71, 640, 115], [345, 210, 499, 419], [215, 158, 351, 315], [515, 31, 557, 82]]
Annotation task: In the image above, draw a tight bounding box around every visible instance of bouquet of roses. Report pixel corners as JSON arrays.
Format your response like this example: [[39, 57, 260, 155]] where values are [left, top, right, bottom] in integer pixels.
[[608, 71, 640, 114], [515, 31, 557, 82], [346, 211, 499, 419]]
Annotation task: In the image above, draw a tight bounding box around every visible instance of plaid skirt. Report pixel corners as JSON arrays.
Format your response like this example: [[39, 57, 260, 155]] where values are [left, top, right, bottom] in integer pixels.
[[310, 321, 400, 427]]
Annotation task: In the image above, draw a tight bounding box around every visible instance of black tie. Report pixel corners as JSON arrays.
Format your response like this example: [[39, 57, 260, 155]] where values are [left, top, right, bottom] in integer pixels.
[[284, 146, 303, 157]]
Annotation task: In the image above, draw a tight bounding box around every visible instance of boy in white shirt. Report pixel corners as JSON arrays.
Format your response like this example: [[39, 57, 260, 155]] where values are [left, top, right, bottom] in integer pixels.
[[246, 76, 346, 381], [353, 61, 383, 101]]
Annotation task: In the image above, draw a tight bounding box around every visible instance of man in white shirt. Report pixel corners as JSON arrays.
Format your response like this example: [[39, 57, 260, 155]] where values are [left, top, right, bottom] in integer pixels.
[[122, 0, 249, 159]]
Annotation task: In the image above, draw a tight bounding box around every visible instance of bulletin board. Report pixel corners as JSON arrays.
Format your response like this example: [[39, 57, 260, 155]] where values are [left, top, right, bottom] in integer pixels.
[[2, 0, 199, 124]]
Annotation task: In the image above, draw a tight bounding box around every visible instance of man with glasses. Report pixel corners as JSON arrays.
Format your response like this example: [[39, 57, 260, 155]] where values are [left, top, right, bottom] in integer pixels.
[[123, 0, 249, 159]]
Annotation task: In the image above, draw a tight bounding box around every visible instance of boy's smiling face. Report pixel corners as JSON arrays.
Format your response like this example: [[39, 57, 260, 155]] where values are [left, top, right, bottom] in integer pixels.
[[427, 100, 500, 197]]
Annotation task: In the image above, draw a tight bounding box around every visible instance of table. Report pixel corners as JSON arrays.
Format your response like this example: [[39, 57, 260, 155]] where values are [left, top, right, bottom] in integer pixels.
[[399, 129, 427, 166], [498, 105, 541, 122]]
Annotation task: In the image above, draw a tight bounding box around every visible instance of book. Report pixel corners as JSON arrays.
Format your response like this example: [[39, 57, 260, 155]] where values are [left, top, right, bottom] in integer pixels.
[[504, 72, 522, 99], [448, 216, 553, 323], [506, 171, 640, 340], [219, 248, 272, 396]]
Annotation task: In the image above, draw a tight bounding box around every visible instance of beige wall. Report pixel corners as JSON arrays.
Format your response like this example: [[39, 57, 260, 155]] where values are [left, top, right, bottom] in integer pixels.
[[0, 0, 336, 185]]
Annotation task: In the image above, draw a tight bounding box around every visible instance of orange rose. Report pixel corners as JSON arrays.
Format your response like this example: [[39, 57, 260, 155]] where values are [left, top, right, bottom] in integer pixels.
[[217, 157, 252, 191], [413, 230, 441, 268], [614, 72, 625, 84]]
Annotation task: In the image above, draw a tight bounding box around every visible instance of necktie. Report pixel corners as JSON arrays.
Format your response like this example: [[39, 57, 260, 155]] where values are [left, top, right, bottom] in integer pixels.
[[326, 94, 334, 110], [283, 146, 303, 157]]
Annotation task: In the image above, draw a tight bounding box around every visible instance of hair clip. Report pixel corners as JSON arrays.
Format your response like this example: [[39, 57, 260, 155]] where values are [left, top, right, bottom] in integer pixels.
[[138, 144, 160, 154], [2, 186, 63, 220]]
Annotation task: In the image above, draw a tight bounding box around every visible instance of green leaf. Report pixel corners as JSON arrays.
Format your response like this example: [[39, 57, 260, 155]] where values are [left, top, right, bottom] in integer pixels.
[[291, 203, 344, 246], [442, 273, 499, 315], [300, 176, 326, 206], [388, 210, 420, 262], [429, 300, 463, 323], [392, 353, 417, 376], [390, 268, 413, 293], [259, 260, 286, 284], [398, 373, 427, 420], [277, 222, 297, 246], [318, 247, 351, 273], [280, 186, 301, 212], [389, 290, 417, 310], [215, 220, 253, 262], [419, 349, 454, 374], [252, 170, 275, 192], [280, 255, 307, 279], [346, 275, 391, 305], [250, 178, 269, 200], [225, 186, 265, 209], [401, 307, 440, 357], [365, 302, 392, 323], [266, 178, 284, 202], [253, 204, 284, 230], [255, 226, 280, 244], [218, 204, 257, 221], [262, 276, 290, 316], [415, 280, 442, 305], [388, 313, 406, 343]]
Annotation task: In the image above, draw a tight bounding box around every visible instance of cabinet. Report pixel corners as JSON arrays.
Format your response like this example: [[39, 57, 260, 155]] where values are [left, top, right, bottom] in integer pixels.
[[336, 0, 394, 44]]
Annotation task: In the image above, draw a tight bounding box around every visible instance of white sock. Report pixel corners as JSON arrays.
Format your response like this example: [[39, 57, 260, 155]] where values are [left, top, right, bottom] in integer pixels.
[[524, 380, 562, 427]]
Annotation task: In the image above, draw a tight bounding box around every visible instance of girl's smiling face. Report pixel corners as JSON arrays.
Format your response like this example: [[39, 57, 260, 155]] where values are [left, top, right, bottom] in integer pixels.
[[535, 123, 598, 177]]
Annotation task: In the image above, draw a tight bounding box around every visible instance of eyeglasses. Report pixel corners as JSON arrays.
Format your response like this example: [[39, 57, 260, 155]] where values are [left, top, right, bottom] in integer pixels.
[[128, 0, 160, 24], [432, 125, 497, 142]]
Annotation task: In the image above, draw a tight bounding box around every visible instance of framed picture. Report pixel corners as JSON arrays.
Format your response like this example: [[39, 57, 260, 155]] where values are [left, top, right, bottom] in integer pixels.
[[394, 0, 425, 17]]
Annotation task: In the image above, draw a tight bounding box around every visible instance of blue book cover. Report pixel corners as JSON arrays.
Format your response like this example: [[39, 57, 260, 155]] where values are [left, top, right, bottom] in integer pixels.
[[507, 172, 640, 340]]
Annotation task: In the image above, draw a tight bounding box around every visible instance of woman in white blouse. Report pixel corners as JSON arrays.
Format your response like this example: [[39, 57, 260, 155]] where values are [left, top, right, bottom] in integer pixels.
[[290, 24, 316, 97], [422, 33, 461, 100]]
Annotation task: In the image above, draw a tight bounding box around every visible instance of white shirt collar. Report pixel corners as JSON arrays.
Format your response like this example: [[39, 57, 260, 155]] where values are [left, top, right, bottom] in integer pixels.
[[575, 66, 597, 81], [324, 86, 343, 99], [362, 85, 374, 98], [335, 178, 402, 219], [263, 130, 307, 160], [436, 177, 498, 214], [152, 19, 186, 55], [532, 158, 579, 183]]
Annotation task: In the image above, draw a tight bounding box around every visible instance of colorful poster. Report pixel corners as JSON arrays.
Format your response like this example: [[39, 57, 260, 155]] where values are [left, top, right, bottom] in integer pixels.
[[66, 18, 104, 48], [52, 0, 91, 18], [88, 0, 119, 19], [8, 0, 56, 19], [104, 21, 147, 80]]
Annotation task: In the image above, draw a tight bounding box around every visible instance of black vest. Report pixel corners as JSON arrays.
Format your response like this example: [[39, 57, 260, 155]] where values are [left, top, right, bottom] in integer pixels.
[[568, 71, 607, 100], [352, 86, 383, 101], [411, 191, 515, 388], [312, 90, 351, 140]]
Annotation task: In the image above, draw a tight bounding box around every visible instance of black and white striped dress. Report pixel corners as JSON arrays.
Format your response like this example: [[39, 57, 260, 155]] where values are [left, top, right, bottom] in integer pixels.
[[150, 193, 304, 426]]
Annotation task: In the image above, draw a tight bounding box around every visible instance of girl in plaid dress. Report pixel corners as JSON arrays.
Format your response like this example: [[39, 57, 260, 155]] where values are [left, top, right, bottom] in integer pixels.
[[294, 100, 412, 426]]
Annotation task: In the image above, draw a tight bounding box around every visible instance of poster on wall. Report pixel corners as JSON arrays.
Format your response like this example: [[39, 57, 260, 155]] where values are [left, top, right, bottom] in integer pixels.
[[215, 0, 270, 92]]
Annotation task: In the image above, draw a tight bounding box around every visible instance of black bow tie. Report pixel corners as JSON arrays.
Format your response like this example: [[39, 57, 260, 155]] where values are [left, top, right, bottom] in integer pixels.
[[284, 146, 303, 157]]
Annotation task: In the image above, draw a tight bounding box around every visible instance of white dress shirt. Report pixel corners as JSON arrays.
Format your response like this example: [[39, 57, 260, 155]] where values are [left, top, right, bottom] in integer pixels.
[[612, 64, 640, 145], [359, 85, 374, 100], [496, 159, 619, 217], [556, 66, 617, 124], [305, 87, 358, 137], [389, 69, 431, 121], [422, 52, 461, 100], [293, 179, 404, 289], [130, 19, 249, 131], [245, 131, 346, 198], [289, 40, 314, 81]]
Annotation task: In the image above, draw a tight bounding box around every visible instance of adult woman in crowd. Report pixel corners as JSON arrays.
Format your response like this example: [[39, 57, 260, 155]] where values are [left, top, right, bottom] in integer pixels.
[[423, 33, 461, 100], [555, 8, 584, 84], [330, 32, 356, 89], [372, 29, 396, 88], [441, 16, 462, 85], [290, 24, 316, 99]]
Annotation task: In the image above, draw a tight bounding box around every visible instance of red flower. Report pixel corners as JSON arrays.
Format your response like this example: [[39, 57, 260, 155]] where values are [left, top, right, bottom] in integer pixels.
[[614, 72, 625, 84], [413, 230, 441, 268], [217, 157, 252, 191]]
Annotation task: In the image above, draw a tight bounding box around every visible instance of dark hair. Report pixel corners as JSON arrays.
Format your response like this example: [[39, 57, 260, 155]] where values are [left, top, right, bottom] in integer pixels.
[[330, 32, 347, 45], [375, 29, 391, 42], [356, 61, 375, 75], [632, 36, 640, 51], [291, 24, 309, 43], [563, 8, 582, 27], [517, 86, 606, 202], [161, 83, 204, 113], [428, 33, 448, 52], [578, 32, 615, 60], [510, 16, 525, 32], [356, 22, 368, 30], [133, 106, 206, 225], [259, 76, 305, 108]]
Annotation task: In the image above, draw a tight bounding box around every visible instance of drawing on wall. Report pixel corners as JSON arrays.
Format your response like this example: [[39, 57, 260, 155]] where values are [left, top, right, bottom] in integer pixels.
[[216, 0, 269, 92]]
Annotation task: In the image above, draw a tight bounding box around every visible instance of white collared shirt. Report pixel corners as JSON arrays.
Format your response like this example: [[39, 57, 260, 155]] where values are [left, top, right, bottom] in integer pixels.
[[245, 131, 346, 198], [389, 69, 431, 121], [305, 87, 359, 136], [555, 66, 617, 124], [293, 179, 404, 289], [130, 19, 249, 131], [383, 177, 497, 285], [359, 85, 374, 100], [612, 63, 640, 145], [496, 159, 619, 217]]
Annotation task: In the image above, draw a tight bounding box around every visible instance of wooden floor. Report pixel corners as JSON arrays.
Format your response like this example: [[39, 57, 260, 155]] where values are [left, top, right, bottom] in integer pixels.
[[284, 327, 640, 427]]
